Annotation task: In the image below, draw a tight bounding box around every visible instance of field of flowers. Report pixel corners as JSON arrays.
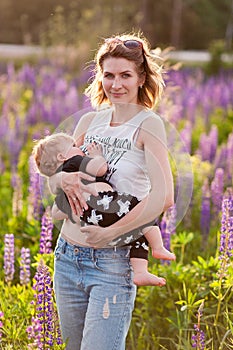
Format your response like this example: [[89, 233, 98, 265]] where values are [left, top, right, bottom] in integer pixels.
[[0, 58, 232, 349]]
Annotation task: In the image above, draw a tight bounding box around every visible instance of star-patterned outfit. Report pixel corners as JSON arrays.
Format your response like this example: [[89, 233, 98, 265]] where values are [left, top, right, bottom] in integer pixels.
[[55, 155, 153, 260]]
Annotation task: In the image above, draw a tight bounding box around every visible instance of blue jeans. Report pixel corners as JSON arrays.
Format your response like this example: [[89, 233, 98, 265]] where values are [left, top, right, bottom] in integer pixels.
[[54, 235, 136, 350]]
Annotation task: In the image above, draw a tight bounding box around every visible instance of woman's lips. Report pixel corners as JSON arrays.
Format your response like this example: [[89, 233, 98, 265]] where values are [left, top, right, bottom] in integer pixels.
[[110, 92, 125, 97]]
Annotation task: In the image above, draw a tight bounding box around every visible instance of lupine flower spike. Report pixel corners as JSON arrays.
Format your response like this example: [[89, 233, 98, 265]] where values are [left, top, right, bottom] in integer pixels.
[[28, 155, 43, 221], [27, 259, 63, 348], [218, 195, 233, 279], [20, 247, 31, 285], [192, 301, 205, 349], [39, 206, 53, 254], [4, 234, 15, 283]]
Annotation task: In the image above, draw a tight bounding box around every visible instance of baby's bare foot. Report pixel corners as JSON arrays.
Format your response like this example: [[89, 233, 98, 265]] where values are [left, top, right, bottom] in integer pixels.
[[133, 272, 166, 287], [87, 142, 103, 157], [152, 247, 176, 261]]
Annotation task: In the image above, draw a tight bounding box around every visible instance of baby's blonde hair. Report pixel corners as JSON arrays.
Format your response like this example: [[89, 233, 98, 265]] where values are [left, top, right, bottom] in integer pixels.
[[33, 133, 75, 177]]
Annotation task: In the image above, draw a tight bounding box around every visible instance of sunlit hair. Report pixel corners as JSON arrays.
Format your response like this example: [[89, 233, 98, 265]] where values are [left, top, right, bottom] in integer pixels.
[[85, 33, 165, 109], [32, 133, 75, 177]]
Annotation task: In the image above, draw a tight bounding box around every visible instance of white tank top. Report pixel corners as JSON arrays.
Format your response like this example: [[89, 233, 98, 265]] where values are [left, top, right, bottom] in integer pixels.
[[83, 107, 157, 200]]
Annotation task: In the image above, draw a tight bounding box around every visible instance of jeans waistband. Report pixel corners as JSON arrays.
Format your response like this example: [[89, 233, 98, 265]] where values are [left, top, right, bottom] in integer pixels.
[[58, 235, 130, 258]]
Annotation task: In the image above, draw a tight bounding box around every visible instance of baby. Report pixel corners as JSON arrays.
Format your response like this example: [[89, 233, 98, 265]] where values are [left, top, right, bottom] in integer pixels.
[[33, 132, 175, 286]]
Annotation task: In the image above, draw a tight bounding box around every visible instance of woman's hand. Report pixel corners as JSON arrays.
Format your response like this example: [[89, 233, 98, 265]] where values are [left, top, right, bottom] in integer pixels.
[[80, 225, 119, 248], [61, 172, 98, 216]]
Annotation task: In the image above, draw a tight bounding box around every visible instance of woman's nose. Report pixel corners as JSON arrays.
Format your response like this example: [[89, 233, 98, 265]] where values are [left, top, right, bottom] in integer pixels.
[[112, 78, 122, 89]]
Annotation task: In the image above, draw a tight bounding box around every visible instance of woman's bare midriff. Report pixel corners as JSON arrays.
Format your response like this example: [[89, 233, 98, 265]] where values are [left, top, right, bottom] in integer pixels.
[[60, 218, 91, 247]]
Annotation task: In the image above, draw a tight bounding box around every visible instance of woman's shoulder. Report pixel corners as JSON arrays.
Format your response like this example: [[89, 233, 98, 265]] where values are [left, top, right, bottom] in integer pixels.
[[141, 110, 164, 127], [73, 111, 96, 141], [79, 111, 97, 125], [73, 107, 112, 141], [139, 111, 166, 141]]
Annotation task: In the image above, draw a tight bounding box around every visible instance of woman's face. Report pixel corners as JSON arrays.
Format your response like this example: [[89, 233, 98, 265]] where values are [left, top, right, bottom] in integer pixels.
[[101, 57, 144, 105]]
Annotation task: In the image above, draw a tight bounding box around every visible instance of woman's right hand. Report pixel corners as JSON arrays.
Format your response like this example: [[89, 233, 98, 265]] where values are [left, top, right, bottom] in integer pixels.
[[50, 171, 98, 216], [63, 171, 99, 216]]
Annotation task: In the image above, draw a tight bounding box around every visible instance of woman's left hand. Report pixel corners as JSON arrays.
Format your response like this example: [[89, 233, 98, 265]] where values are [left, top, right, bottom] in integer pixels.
[[80, 225, 117, 248]]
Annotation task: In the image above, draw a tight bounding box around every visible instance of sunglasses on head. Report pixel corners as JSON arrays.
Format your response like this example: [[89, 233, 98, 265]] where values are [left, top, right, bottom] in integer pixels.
[[105, 38, 143, 50]]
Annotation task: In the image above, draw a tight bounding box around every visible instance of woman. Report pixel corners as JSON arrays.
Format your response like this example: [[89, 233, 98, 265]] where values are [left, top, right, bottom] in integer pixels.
[[50, 33, 174, 350]]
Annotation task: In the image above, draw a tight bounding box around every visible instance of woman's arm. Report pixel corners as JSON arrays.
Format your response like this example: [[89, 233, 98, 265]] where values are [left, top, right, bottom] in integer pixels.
[[81, 115, 174, 247], [51, 203, 68, 221], [48, 112, 98, 216]]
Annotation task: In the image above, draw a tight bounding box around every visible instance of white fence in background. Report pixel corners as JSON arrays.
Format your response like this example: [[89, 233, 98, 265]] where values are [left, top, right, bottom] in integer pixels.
[[0, 44, 232, 63]]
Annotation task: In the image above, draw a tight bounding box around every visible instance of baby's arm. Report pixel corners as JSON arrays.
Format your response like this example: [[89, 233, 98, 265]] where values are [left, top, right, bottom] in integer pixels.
[[85, 143, 107, 177]]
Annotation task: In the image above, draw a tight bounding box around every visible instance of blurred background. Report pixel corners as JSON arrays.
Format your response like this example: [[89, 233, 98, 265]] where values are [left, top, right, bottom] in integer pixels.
[[0, 0, 232, 65], [0, 2, 233, 349]]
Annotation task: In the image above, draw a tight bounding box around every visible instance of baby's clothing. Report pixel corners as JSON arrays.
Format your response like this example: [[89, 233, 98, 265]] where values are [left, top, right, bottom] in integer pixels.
[[55, 155, 151, 260]]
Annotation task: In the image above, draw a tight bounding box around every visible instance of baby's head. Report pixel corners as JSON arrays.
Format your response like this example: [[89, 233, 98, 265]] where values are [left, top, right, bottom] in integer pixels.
[[33, 132, 84, 176]]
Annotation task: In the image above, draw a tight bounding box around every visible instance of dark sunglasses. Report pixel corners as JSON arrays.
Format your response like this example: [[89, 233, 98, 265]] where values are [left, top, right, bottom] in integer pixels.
[[105, 38, 143, 51]]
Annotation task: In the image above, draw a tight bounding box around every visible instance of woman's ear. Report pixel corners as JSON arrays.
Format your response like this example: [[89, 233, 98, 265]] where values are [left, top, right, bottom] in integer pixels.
[[139, 72, 146, 87], [57, 153, 67, 162]]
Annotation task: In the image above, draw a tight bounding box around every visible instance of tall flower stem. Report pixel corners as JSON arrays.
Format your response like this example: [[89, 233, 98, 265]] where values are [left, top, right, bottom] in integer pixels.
[[215, 196, 233, 325]]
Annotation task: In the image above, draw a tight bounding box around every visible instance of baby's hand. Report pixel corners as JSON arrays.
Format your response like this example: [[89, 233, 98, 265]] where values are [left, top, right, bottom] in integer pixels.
[[87, 142, 103, 157]]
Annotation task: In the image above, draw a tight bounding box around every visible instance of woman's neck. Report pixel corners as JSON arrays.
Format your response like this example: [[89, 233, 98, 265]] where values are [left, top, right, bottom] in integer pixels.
[[111, 103, 144, 126]]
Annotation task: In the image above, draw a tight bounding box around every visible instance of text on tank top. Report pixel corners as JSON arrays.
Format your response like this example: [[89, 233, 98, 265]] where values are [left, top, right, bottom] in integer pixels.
[[83, 107, 156, 200]]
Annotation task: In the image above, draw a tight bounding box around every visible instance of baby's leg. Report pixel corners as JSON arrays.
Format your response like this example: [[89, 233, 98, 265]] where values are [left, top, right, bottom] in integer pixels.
[[83, 182, 113, 200], [143, 226, 176, 260], [130, 258, 166, 286], [129, 236, 166, 286]]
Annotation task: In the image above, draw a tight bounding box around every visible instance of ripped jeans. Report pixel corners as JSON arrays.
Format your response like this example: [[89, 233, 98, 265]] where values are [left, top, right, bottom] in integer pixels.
[[54, 235, 136, 350]]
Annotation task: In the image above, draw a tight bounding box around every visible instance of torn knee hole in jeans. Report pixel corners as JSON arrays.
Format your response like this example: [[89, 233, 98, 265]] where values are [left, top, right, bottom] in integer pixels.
[[102, 295, 117, 319]]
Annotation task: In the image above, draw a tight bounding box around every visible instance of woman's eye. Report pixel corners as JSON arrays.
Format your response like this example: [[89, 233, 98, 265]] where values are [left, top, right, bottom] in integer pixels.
[[122, 73, 130, 78], [104, 73, 114, 79]]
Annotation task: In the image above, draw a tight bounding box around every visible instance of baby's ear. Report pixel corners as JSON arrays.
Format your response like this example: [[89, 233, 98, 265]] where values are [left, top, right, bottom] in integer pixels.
[[57, 153, 66, 162]]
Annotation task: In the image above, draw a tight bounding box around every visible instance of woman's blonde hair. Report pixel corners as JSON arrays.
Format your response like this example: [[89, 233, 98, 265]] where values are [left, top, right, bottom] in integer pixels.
[[85, 33, 165, 109], [32, 133, 75, 177]]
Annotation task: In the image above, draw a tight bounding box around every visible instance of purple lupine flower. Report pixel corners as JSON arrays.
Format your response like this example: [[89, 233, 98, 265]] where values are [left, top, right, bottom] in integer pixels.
[[159, 212, 171, 250], [17, 63, 36, 88], [192, 301, 205, 350], [198, 126, 218, 164], [4, 234, 15, 283], [165, 204, 177, 236], [211, 168, 224, 214], [28, 155, 43, 221], [20, 247, 31, 285], [214, 144, 228, 173], [209, 125, 218, 163], [0, 311, 4, 340], [180, 122, 192, 154], [218, 193, 233, 279], [198, 132, 212, 162], [27, 259, 55, 348], [200, 179, 211, 238], [27, 316, 43, 349], [39, 207, 53, 254]]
